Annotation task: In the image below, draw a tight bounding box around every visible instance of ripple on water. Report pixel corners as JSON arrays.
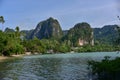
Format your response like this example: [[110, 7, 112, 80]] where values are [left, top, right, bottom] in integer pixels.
[[0, 52, 120, 80]]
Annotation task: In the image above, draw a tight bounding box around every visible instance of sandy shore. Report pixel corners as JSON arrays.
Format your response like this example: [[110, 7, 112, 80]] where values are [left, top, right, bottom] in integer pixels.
[[0, 56, 9, 60], [11, 54, 23, 57], [0, 55, 23, 61]]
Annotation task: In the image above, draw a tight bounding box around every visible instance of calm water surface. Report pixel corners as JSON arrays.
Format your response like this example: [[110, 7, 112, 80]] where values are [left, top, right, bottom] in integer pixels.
[[0, 52, 120, 80]]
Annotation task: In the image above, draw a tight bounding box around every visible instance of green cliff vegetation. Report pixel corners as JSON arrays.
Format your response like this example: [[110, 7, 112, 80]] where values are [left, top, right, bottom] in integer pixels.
[[29, 17, 63, 39], [94, 25, 119, 45], [62, 22, 93, 46]]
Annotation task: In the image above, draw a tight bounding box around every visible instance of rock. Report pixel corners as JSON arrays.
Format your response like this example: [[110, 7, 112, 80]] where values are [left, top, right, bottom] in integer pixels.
[[30, 17, 63, 39], [64, 22, 93, 46]]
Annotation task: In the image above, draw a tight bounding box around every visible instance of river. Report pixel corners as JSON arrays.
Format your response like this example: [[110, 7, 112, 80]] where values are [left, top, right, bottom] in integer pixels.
[[0, 52, 120, 80]]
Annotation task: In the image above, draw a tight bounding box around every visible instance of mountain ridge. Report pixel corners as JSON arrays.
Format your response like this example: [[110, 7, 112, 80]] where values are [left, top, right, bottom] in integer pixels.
[[4, 17, 120, 45]]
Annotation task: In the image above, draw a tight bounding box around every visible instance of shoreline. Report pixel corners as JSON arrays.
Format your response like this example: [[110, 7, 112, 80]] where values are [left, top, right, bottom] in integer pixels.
[[0, 56, 9, 61], [0, 54, 23, 61], [0, 51, 119, 61]]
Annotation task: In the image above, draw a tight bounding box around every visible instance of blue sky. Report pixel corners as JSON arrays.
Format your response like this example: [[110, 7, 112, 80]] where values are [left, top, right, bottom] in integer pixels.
[[0, 0, 120, 30]]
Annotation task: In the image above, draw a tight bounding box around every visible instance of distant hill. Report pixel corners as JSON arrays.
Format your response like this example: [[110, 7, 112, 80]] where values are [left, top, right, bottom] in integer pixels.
[[93, 25, 119, 44], [28, 17, 63, 39], [4, 27, 15, 33], [21, 29, 34, 39]]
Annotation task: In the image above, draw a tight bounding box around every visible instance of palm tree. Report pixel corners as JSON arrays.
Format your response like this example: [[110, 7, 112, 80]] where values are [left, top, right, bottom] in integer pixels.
[[0, 16, 5, 31], [15, 26, 20, 32], [15, 26, 20, 38]]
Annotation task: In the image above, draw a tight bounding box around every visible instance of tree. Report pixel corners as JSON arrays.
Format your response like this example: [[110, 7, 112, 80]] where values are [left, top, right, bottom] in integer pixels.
[[0, 16, 5, 24], [0, 16, 5, 30], [15, 26, 19, 32], [88, 57, 120, 80], [15, 26, 20, 38]]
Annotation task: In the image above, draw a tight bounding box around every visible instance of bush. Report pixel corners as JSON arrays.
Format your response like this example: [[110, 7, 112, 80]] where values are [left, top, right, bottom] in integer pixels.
[[88, 57, 120, 80]]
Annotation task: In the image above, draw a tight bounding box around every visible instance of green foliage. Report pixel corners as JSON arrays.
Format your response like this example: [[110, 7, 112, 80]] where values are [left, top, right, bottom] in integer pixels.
[[22, 37, 46, 53], [22, 38, 71, 54], [0, 28, 24, 56], [88, 57, 120, 80], [0, 31, 7, 55], [0, 16, 5, 24], [13, 44, 24, 55], [15, 26, 21, 39], [56, 41, 71, 53], [72, 44, 118, 53]]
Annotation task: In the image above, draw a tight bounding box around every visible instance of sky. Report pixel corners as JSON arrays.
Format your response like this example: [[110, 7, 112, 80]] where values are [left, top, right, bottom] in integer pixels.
[[0, 0, 120, 30]]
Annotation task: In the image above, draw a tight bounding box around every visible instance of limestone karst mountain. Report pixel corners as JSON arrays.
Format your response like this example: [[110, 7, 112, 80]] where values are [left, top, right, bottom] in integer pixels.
[[63, 22, 94, 46], [29, 17, 63, 39]]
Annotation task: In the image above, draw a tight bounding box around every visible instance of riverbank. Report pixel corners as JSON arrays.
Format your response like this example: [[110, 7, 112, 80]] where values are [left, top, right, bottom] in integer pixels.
[[0, 56, 9, 61], [0, 55, 23, 61]]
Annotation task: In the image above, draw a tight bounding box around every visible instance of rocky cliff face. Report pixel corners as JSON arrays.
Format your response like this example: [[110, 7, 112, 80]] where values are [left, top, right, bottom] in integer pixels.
[[64, 22, 93, 46], [30, 17, 63, 39]]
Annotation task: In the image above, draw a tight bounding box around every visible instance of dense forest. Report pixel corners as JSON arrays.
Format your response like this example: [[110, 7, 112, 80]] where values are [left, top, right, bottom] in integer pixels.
[[0, 16, 120, 56]]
